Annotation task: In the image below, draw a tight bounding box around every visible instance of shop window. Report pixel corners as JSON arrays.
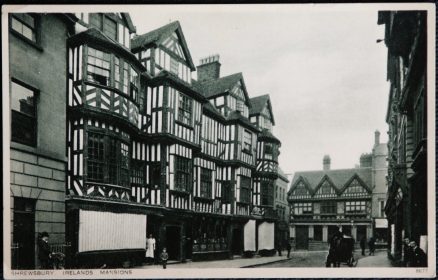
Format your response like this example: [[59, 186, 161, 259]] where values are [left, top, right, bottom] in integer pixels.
[[10, 80, 37, 146]]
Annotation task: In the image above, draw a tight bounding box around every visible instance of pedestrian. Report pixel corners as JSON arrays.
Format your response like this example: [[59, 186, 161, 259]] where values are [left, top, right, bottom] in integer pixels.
[[286, 241, 292, 258], [38, 232, 52, 269], [360, 236, 366, 256], [326, 229, 342, 267], [145, 234, 156, 265], [160, 247, 169, 269], [409, 241, 427, 267], [277, 241, 282, 256], [403, 238, 413, 267], [368, 236, 375, 256]]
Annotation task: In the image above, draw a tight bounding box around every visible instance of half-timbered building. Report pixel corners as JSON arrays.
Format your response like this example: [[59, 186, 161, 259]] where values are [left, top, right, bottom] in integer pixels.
[[287, 132, 387, 251], [60, 14, 284, 266]]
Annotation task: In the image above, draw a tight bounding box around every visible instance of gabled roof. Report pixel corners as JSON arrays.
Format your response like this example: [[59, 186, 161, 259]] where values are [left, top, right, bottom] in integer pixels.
[[203, 102, 225, 121], [258, 129, 281, 144], [339, 174, 373, 194], [312, 175, 340, 195], [131, 21, 195, 70], [290, 167, 372, 195], [194, 73, 251, 106], [249, 94, 275, 125], [120, 13, 136, 33], [288, 175, 314, 196]]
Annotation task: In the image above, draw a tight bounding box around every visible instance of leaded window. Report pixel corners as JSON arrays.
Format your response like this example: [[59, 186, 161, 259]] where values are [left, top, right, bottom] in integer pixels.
[[149, 162, 161, 188], [178, 93, 192, 126], [175, 156, 192, 192], [240, 176, 251, 204], [11, 13, 37, 42], [293, 203, 312, 215], [221, 181, 232, 203], [131, 160, 145, 186], [87, 133, 105, 182], [200, 168, 212, 198], [243, 130, 252, 152], [321, 201, 337, 214], [261, 181, 274, 206], [10, 80, 37, 146], [87, 47, 110, 86], [120, 143, 129, 187], [130, 66, 139, 102], [345, 201, 366, 213]]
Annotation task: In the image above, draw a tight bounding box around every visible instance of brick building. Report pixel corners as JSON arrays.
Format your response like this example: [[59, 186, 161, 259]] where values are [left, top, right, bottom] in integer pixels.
[[8, 13, 76, 269], [287, 132, 387, 250], [377, 11, 428, 265]]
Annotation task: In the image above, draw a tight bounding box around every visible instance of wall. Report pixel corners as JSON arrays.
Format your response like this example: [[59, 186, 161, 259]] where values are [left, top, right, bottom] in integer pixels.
[[9, 14, 69, 268]]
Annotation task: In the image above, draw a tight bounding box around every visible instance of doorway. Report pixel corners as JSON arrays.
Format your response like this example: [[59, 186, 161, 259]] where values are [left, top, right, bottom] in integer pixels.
[[13, 198, 36, 269], [166, 226, 180, 260], [295, 226, 309, 250], [231, 228, 243, 255]]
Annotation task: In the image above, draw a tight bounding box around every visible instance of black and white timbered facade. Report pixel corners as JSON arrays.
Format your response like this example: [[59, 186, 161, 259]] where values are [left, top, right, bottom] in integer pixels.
[[65, 14, 283, 267]]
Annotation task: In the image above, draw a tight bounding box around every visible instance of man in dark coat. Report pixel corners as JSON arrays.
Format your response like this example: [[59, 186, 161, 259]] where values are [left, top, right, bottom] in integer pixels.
[[368, 236, 375, 256], [326, 230, 342, 267], [38, 232, 52, 269], [286, 241, 292, 258], [360, 237, 366, 256], [403, 238, 413, 267], [410, 241, 427, 267]]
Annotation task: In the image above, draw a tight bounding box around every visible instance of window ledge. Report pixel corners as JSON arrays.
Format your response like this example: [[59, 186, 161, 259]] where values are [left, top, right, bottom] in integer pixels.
[[10, 30, 43, 52], [175, 119, 193, 129]]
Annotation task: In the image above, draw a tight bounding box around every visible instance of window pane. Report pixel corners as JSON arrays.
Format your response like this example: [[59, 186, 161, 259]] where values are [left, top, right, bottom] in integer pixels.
[[11, 82, 35, 116]]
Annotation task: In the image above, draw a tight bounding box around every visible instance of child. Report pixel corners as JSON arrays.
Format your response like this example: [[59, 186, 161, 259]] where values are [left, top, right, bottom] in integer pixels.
[[160, 247, 169, 269]]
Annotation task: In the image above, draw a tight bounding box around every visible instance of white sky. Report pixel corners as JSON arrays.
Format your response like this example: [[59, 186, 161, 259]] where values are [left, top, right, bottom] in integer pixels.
[[130, 4, 390, 174]]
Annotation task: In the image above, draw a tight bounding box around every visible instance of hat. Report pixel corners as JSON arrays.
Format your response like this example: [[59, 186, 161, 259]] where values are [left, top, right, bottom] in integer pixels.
[[41, 232, 49, 238]]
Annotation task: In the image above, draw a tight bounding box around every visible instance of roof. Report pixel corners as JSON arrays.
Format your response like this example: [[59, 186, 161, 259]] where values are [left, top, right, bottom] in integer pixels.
[[203, 102, 225, 120], [131, 21, 195, 69], [258, 129, 281, 144], [277, 167, 289, 183], [120, 13, 136, 33], [289, 167, 372, 195], [226, 111, 258, 131], [249, 94, 275, 125], [194, 73, 250, 104]]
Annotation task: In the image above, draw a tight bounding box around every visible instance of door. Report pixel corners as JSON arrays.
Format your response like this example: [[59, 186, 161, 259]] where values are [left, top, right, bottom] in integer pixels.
[[357, 225, 367, 242], [295, 226, 309, 250], [231, 228, 243, 255], [166, 226, 180, 260], [13, 198, 36, 269]]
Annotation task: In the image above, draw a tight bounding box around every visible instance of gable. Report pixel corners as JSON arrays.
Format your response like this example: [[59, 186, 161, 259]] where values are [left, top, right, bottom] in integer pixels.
[[231, 81, 245, 100], [341, 176, 370, 197], [289, 178, 312, 199], [314, 177, 337, 198], [161, 32, 186, 61]]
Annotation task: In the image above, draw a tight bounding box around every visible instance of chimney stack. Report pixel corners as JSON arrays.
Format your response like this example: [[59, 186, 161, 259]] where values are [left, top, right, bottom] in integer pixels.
[[323, 155, 331, 171], [375, 130, 380, 146], [197, 54, 221, 82]]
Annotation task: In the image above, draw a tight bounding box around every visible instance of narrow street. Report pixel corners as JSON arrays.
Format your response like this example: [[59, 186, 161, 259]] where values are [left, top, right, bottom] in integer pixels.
[[139, 249, 392, 269]]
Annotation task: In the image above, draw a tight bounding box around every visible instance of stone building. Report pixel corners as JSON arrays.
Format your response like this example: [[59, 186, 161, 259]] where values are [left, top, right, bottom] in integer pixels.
[[8, 13, 76, 269], [287, 132, 387, 250], [377, 11, 428, 265]]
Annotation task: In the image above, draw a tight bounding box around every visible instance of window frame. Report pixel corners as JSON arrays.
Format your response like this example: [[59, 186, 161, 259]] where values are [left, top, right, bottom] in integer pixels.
[[10, 79, 38, 147], [174, 156, 192, 193], [177, 92, 193, 126], [345, 200, 367, 214], [200, 168, 213, 198], [321, 201, 337, 214], [240, 176, 251, 204], [10, 13, 41, 49], [243, 129, 252, 153], [87, 47, 111, 87]]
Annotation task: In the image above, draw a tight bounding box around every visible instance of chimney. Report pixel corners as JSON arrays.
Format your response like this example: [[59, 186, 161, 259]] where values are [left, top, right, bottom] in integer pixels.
[[360, 153, 372, 168], [323, 155, 331, 171], [197, 54, 221, 82], [375, 130, 380, 146]]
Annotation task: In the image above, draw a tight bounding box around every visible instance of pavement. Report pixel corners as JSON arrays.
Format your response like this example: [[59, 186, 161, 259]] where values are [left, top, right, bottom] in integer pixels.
[[356, 250, 393, 267], [138, 249, 392, 269]]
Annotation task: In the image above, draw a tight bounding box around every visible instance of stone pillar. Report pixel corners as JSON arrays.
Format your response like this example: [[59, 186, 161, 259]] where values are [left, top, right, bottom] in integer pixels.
[[322, 226, 328, 242], [352, 225, 357, 240], [308, 225, 314, 239], [290, 225, 295, 238]]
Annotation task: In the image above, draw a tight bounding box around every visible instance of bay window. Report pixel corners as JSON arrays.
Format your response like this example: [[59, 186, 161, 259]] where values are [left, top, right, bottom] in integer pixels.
[[240, 176, 251, 204], [345, 201, 366, 214], [87, 47, 110, 86]]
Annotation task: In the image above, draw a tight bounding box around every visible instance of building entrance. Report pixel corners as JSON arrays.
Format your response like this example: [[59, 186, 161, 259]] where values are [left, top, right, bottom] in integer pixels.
[[166, 226, 181, 260], [295, 226, 309, 250], [231, 228, 243, 255], [12, 198, 36, 269]]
